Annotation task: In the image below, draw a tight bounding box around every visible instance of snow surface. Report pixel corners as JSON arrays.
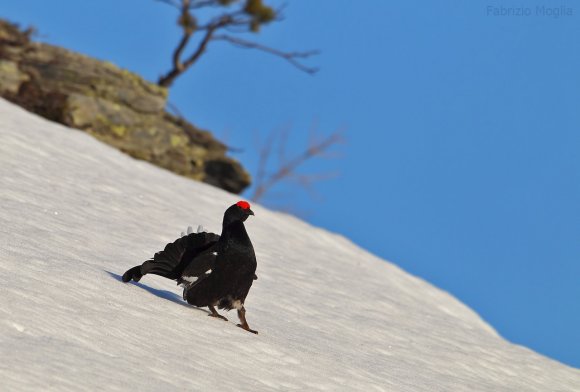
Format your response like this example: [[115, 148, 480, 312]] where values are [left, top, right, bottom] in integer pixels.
[[0, 98, 578, 391]]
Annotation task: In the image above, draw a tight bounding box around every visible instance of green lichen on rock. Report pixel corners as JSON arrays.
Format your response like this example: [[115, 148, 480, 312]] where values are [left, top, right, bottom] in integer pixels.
[[0, 19, 250, 193], [0, 60, 28, 93]]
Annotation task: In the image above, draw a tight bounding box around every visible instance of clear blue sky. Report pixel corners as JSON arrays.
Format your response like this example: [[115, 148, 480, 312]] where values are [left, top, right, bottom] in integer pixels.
[[3, 1, 579, 368]]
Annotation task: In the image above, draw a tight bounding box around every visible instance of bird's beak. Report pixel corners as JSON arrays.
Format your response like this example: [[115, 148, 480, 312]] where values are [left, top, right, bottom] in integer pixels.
[[248, 209, 255, 216]]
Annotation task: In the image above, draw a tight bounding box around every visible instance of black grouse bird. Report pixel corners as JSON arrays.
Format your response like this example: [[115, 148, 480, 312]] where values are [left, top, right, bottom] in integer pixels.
[[122, 201, 259, 334]]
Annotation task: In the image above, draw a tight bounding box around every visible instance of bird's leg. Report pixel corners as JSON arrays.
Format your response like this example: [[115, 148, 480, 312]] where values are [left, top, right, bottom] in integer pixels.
[[236, 306, 258, 334], [208, 305, 228, 321]]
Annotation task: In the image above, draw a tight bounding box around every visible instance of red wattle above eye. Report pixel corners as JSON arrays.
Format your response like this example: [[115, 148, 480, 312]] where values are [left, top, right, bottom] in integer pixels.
[[236, 201, 251, 210]]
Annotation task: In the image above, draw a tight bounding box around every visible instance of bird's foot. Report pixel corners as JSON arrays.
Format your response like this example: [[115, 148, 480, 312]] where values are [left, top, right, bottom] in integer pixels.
[[237, 324, 258, 334], [208, 313, 228, 321]]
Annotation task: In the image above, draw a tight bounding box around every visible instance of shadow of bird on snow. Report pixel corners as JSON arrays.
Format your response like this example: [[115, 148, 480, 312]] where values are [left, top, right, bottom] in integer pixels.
[[104, 270, 209, 315]]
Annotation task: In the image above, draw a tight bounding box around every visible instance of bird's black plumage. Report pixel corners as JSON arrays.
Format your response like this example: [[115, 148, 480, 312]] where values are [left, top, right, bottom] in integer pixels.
[[122, 201, 259, 333]]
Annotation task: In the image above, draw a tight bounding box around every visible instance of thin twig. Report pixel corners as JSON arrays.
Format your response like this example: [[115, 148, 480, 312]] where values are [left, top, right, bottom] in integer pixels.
[[166, 101, 185, 119], [155, 0, 181, 9], [254, 131, 276, 196], [212, 34, 319, 74], [251, 129, 343, 202], [189, 0, 218, 9]]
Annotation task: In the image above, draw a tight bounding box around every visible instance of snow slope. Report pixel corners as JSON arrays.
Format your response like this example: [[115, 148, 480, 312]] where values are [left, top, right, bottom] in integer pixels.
[[0, 98, 578, 392]]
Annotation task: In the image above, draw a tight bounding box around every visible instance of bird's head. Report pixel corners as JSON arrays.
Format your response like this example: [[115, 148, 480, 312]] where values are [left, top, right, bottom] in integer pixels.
[[223, 200, 255, 226]]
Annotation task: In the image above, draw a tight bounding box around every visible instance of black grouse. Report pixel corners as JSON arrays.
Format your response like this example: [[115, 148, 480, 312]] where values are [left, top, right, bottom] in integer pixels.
[[122, 201, 259, 334]]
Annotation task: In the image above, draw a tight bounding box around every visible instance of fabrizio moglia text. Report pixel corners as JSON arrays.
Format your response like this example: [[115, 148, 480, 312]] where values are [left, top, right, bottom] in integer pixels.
[[486, 5, 573, 18]]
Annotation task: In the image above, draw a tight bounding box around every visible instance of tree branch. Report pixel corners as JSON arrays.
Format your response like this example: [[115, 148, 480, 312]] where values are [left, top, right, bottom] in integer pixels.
[[155, 0, 181, 9], [251, 129, 343, 202], [189, 0, 222, 9], [212, 34, 319, 74], [172, 31, 192, 72], [159, 16, 229, 87], [183, 17, 236, 69], [156, 0, 319, 87]]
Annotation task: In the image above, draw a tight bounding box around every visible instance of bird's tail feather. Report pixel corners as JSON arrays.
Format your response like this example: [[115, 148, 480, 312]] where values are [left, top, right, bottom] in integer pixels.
[[122, 266, 142, 282], [121, 231, 219, 283], [121, 260, 178, 283], [140, 258, 179, 279]]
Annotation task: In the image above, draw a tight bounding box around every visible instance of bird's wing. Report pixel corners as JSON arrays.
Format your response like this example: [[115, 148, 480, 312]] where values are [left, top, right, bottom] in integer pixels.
[[177, 245, 219, 285], [140, 231, 219, 280]]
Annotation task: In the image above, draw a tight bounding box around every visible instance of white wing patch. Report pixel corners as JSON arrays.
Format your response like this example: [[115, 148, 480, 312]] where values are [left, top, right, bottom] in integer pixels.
[[179, 275, 198, 288], [182, 275, 197, 284]]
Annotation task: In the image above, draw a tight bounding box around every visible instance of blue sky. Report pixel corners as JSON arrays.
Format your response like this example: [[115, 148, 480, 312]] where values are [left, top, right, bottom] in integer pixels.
[[3, 1, 579, 368]]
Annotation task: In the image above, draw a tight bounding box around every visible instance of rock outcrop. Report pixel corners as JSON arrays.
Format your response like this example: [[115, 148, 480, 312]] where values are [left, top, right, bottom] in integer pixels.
[[0, 20, 251, 193]]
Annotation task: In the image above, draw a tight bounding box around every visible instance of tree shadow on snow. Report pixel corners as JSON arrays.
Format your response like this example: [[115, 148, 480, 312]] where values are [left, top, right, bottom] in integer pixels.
[[105, 270, 209, 315]]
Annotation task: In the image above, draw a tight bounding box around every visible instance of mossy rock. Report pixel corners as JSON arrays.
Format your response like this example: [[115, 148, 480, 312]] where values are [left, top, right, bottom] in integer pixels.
[[0, 19, 251, 193]]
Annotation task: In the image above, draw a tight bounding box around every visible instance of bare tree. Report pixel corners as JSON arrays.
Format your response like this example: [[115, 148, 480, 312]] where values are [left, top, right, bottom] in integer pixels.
[[156, 0, 318, 88], [251, 125, 343, 203], [155, 1, 337, 206]]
